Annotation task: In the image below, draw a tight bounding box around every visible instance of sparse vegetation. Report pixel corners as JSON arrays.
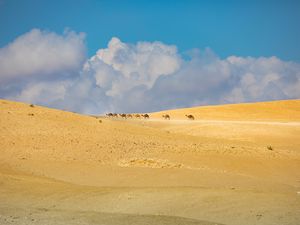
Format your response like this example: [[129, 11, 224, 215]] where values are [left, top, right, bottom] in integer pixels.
[[99, 120, 102, 123], [29, 104, 34, 108], [267, 145, 273, 150]]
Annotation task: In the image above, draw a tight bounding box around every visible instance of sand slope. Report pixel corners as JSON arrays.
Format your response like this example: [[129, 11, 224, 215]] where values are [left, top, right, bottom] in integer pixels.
[[0, 99, 300, 225], [150, 99, 300, 121]]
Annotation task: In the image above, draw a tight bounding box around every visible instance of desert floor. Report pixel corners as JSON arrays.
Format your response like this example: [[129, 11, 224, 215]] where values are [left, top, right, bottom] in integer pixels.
[[0, 99, 300, 225]]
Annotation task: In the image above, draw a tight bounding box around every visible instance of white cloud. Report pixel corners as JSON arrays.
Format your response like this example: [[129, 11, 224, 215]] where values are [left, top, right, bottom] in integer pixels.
[[13, 80, 70, 107], [84, 37, 181, 97], [0, 32, 299, 114], [0, 28, 86, 83], [222, 56, 300, 102]]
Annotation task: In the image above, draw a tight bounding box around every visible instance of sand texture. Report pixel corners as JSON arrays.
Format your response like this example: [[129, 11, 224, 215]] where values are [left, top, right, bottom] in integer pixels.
[[1, 99, 300, 225]]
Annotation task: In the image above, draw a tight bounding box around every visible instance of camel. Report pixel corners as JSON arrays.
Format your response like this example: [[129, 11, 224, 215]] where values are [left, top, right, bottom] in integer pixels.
[[126, 114, 133, 119], [119, 113, 127, 119], [135, 114, 141, 119], [162, 114, 170, 120], [142, 114, 149, 119], [106, 113, 113, 117], [185, 114, 195, 120], [106, 113, 119, 118]]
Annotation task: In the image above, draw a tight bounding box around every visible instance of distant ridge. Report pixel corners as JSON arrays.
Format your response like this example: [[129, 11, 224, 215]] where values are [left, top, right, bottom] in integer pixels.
[[151, 99, 300, 121]]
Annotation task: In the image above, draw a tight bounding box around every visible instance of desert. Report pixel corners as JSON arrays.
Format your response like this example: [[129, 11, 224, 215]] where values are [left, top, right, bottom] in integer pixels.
[[0, 99, 299, 225], [1, 1, 300, 224]]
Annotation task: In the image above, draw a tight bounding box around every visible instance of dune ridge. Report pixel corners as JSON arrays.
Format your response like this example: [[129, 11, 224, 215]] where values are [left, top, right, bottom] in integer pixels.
[[150, 99, 300, 121]]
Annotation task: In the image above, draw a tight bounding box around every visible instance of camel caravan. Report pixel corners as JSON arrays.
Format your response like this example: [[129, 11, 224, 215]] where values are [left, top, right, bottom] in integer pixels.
[[106, 112, 196, 121], [106, 113, 150, 119]]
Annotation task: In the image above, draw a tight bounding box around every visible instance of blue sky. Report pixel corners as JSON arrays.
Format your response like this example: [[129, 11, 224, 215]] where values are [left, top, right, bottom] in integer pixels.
[[1, 0, 300, 61], [0, 0, 299, 113]]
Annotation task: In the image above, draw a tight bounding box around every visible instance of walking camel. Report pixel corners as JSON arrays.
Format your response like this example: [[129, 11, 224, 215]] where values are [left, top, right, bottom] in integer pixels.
[[142, 114, 150, 119], [162, 114, 170, 120], [185, 114, 195, 120], [106, 113, 113, 117], [119, 113, 127, 119]]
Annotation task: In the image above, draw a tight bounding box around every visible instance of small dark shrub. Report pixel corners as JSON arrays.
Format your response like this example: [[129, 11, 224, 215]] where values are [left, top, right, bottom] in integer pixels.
[[267, 145, 273, 150], [29, 104, 34, 107]]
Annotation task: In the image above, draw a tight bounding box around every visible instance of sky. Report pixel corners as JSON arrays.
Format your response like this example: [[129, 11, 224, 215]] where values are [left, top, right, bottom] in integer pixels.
[[0, 0, 299, 114]]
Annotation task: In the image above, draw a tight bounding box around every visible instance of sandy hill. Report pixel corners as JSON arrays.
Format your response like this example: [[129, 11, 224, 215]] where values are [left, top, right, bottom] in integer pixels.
[[0, 99, 299, 225], [150, 99, 300, 121]]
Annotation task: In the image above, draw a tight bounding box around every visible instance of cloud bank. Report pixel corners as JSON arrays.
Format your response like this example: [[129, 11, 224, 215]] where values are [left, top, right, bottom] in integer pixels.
[[0, 29, 299, 114], [0, 29, 86, 83]]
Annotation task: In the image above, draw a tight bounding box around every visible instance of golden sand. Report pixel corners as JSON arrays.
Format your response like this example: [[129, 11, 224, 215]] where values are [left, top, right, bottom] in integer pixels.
[[0, 99, 299, 225]]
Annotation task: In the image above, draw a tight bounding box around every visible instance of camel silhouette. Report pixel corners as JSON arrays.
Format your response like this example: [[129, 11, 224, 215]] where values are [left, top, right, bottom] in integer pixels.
[[119, 113, 127, 119], [185, 114, 195, 120], [162, 114, 170, 120], [142, 114, 150, 119]]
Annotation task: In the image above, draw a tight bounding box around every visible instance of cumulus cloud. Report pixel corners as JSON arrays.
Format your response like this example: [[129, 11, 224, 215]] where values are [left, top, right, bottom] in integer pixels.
[[0, 28, 86, 83], [223, 56, 300, 102], [0, 31, 299, 114], [84, 37, 181, 97]]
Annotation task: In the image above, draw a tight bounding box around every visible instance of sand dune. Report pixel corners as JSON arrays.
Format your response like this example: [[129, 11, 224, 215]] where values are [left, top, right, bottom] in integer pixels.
[[0, 99, 300, 225], [150, 99, 300, 121]]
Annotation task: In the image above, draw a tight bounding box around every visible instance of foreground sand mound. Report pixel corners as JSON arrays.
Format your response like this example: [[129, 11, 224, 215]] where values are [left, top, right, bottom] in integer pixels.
[[118, 158, 183, 168], [0, 99, 300, 225]]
